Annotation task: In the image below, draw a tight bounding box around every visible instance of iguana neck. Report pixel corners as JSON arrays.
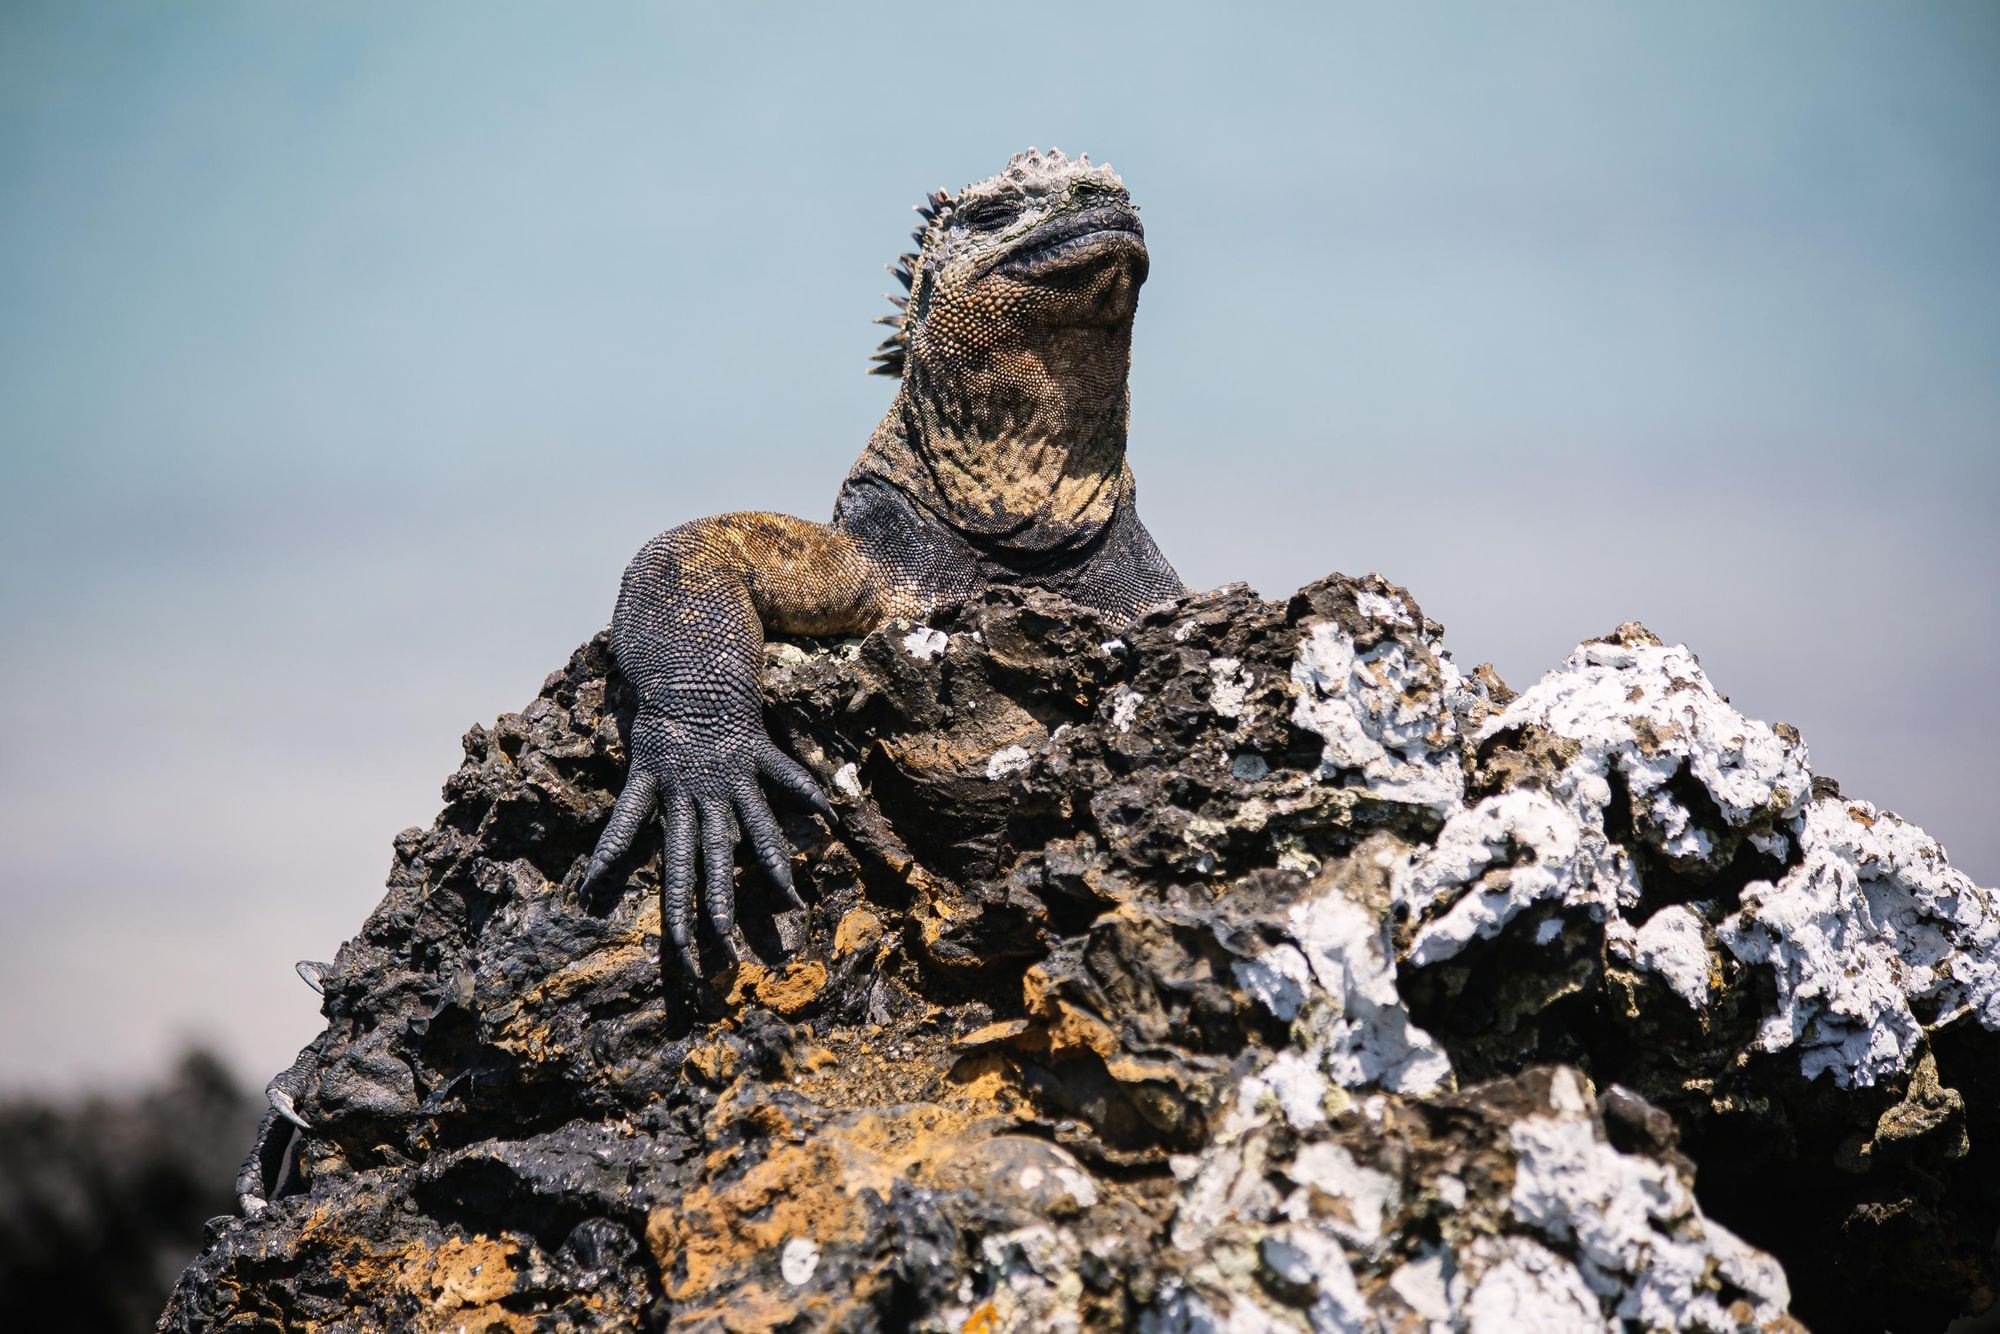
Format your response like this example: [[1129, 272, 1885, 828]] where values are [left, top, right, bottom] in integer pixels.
[[863, 323, 1135, 554]]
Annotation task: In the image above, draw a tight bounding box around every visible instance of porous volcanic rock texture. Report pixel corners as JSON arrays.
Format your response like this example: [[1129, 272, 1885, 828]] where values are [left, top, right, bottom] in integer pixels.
[[162, 576, 2000, 1333]]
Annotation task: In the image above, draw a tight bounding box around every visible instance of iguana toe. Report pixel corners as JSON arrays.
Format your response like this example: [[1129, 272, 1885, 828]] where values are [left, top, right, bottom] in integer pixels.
[[698, 799, 737, 942], [733, 776, 805, 909], [758, 744, 834, 819], [580, 769, 659, 896], [663, 792, 697, 952]]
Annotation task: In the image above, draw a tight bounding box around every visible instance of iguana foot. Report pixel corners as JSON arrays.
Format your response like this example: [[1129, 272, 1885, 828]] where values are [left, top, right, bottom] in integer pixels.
[[580, 709, 830, 969], [235, 1034, 323, 1213]]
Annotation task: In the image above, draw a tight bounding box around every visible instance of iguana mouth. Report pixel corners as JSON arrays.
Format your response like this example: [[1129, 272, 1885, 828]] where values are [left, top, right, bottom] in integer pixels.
[[996, 211, 1146, 280]]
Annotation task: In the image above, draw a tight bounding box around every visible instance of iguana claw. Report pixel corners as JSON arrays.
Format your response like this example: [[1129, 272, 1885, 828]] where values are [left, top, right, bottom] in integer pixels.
[[268, 1086, 311, 1131]]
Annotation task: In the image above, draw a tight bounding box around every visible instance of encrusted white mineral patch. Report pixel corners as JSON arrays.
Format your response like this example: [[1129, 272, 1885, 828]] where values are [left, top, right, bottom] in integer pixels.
[[1288, 620, 1466, 813], [1151, 861, 1800, 1333], [1285, 1142, 1399, 1254], [1477, 635, 1810, 866], [901, 626, 949, 660], [1619, 905, 1715, 1010], [1231, 945, 1311, 1023], [1507, 1070, 1791, 1330], [985, 745, 1033, 780], [971, 1224, 1088, 1334], [1391, 624, 1999, 1089], [779, 1235, 819, 1285], [1170, 868, 1449, 1261], [1247, 1049, 1331, 1131], [1385, 1249, 1453, 1322], [1131, 604, 2000, 1329], [1110, 685, 1144, 734], [1395, 789, 1637, 967], [1274, 1226, 1372, 1329], [1283, 871, 1453, 1095], [1355, 588, 1415, 628], [1155, 1068, 1793, 1331], [1718, 796, 2000, 1088], [1207, 657, 1255, 719], [1046, 1161, 1099, 1210], [1460, 1236, 1604, 1334]]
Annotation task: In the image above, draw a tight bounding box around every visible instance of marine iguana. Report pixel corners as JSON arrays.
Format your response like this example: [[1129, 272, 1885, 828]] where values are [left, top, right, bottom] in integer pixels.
[[577, 147, 1184, 969], [232, 147, 1179, 1213]]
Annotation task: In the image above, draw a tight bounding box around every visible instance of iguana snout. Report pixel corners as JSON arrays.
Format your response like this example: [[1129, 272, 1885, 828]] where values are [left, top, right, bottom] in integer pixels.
[[994, 202, 1146, 280]]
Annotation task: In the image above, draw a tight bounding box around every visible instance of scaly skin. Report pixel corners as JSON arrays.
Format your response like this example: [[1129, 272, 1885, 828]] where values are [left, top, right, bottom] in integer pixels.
[[580, 148, 1184, 970]]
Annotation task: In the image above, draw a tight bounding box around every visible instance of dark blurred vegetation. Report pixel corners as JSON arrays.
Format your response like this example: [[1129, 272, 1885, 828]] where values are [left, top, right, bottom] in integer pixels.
[[0, 1049, 258, 1333]]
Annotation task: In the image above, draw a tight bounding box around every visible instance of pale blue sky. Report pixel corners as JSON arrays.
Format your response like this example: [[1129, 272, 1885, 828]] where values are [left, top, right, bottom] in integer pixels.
[[2, 2, 1995, 1090]]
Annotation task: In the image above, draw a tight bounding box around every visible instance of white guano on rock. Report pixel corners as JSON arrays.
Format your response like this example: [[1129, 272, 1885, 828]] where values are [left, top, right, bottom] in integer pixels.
[[1507, 1071, 1791, 1330], [1717, 795, 2000, 1088], [1393, 623, 1999, 1089], [1287, 618, 1467, 815]]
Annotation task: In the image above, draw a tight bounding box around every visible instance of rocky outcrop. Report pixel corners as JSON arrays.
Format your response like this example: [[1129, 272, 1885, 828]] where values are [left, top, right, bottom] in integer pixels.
[[162, 577, 2000, 1332]]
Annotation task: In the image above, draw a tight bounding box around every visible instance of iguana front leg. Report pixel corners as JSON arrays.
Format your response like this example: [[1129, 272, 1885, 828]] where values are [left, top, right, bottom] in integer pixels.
[[579, 512, 918, 968]]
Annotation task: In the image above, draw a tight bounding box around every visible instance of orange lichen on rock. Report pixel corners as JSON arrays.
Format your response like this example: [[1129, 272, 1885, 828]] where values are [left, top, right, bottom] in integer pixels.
[[649, 1139, 864, 1302], [400, 1235, 526, 1315], [683, 1040, 741, 1086], [324, 1233, 543, 1334], [486, 900, 663, 1057], [833, 906, 884, 956], [953, 1018, 1033, 1050], [944, 1051, 1019, 1105], [724, 960, 829, 1016], [647, 1100, 1002, 1309]]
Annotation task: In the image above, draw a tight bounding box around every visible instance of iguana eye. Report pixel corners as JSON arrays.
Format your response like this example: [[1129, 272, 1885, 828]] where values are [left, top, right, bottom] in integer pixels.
[[958, 198, 1019, 231]]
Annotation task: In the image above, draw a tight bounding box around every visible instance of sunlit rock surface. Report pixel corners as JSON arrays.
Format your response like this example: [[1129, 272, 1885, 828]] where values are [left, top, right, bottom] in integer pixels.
[[162, 578, 2000, 1333]]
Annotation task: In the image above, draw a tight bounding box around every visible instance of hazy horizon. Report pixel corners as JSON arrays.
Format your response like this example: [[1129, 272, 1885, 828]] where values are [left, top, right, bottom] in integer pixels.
[[2, 1, 1994, 1093]]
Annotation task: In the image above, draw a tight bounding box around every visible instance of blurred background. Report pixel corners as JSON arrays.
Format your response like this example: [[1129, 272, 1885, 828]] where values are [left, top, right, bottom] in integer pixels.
[[1, 2, 1995, 1323]]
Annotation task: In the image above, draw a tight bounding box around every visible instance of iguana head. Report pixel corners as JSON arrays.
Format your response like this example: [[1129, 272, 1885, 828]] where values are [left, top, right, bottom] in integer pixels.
[[862, 148, 1148, 548], [869, 147, 1147, 380]]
